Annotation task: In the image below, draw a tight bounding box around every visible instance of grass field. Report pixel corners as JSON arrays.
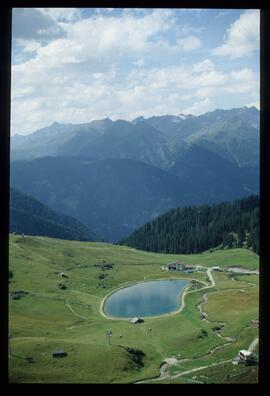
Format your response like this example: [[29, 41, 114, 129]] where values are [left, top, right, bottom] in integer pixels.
[[9, 235, 259, 383]]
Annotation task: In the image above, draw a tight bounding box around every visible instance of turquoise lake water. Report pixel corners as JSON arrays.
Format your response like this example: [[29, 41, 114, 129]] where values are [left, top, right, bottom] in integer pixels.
[[103, 279, 189, 318]]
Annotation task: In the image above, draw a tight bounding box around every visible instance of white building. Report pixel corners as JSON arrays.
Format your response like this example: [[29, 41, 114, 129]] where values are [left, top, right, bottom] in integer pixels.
[[238, 350, 255, 364]]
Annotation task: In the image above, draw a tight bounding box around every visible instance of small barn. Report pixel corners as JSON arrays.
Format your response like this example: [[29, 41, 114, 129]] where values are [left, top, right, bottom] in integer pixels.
[[11, 290, 29, 300], [167, 261, 186, 271], [167, 263, 176, 270], [130, 317, 144, 324], [52, 350, 67, 358], [59, 272, 68, 278]]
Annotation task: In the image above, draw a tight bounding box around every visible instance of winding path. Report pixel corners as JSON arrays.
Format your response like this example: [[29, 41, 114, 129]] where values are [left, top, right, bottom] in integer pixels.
[[66, 303, 86, 319], [135, 268, 258, 384], [136, 359, 233, 383], [248, 337, 259, 352]]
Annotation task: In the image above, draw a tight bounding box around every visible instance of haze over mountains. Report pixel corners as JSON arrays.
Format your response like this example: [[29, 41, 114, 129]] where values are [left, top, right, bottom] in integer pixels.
[[10, 106, 259, 242]]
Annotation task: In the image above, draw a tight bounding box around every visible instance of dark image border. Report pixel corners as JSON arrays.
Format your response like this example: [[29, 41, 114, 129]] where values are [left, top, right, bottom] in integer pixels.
[[1, 1, 269, 387]]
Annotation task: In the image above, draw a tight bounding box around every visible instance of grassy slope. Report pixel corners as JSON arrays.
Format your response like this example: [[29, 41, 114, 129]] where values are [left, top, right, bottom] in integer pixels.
[[9, 235, 259, 383]]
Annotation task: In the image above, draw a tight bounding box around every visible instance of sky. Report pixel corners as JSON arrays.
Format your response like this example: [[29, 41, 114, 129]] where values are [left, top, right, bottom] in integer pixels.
[[11, 8, 260, 135]]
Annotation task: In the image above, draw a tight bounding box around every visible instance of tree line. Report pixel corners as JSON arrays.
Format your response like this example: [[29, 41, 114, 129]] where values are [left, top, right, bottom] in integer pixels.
[[120, 195, 259, 255]]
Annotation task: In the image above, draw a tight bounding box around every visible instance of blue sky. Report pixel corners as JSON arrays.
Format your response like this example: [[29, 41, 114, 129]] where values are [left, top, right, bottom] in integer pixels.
[[11, 8, 260, 135]]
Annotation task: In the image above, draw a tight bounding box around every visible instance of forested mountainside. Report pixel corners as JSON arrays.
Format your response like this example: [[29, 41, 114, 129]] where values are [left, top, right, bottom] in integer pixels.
[[10, 188, 98, 241], [120, 195, 259, 255]]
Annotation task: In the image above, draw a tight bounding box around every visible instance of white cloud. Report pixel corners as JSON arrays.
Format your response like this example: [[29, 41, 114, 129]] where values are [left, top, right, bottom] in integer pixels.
[[212, 9, 260, 59], [181, 97, 212, 115], [13, 9, 202, 68], [18, 39, 42, 53], [230, 68, 255, 81], [12, 50, 259, 134], [177, 35, 202, 51], [192, 59, 215, 73], [11, 9, 259, 134], [133, 59, 145, 67], [180, 24, 205, 35], [225, 68, 258, 94]]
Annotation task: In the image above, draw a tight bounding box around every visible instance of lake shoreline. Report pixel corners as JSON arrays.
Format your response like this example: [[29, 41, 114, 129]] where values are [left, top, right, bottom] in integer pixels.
[[100, 278, 191, 320]]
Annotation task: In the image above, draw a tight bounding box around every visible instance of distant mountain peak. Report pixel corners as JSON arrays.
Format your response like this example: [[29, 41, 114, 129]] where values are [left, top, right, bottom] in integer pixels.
[[49, 121, 76, 128], [242, 105, 258, 110], [89, 117, 113, 124], [245, 105, 259, 112], [11, 133, 25, 139], [178, 113, 194, 120], [50, 121, 63, 127], [132, 116, 145, 124]]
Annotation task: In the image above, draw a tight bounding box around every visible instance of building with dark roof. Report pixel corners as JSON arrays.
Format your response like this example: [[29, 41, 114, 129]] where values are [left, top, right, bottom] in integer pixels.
[[52, 350, 67, 358]]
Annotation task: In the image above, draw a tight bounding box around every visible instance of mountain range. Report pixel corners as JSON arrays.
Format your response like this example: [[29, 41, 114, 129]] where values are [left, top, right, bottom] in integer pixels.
[[11, 106, 259, 168], [10, 106, 259, 241]]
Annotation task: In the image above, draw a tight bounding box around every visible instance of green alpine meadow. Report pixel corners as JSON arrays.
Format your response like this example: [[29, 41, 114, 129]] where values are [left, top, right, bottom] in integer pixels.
[[9, 234, 259, 383]]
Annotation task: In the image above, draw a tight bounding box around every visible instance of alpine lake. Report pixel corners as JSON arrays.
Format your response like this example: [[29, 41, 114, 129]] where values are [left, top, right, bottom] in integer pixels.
[[103, 279, 189, 318]]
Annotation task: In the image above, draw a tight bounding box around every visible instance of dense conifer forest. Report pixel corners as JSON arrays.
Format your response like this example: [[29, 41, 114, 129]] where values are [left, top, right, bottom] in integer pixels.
[[120, 196, 259, 255]]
